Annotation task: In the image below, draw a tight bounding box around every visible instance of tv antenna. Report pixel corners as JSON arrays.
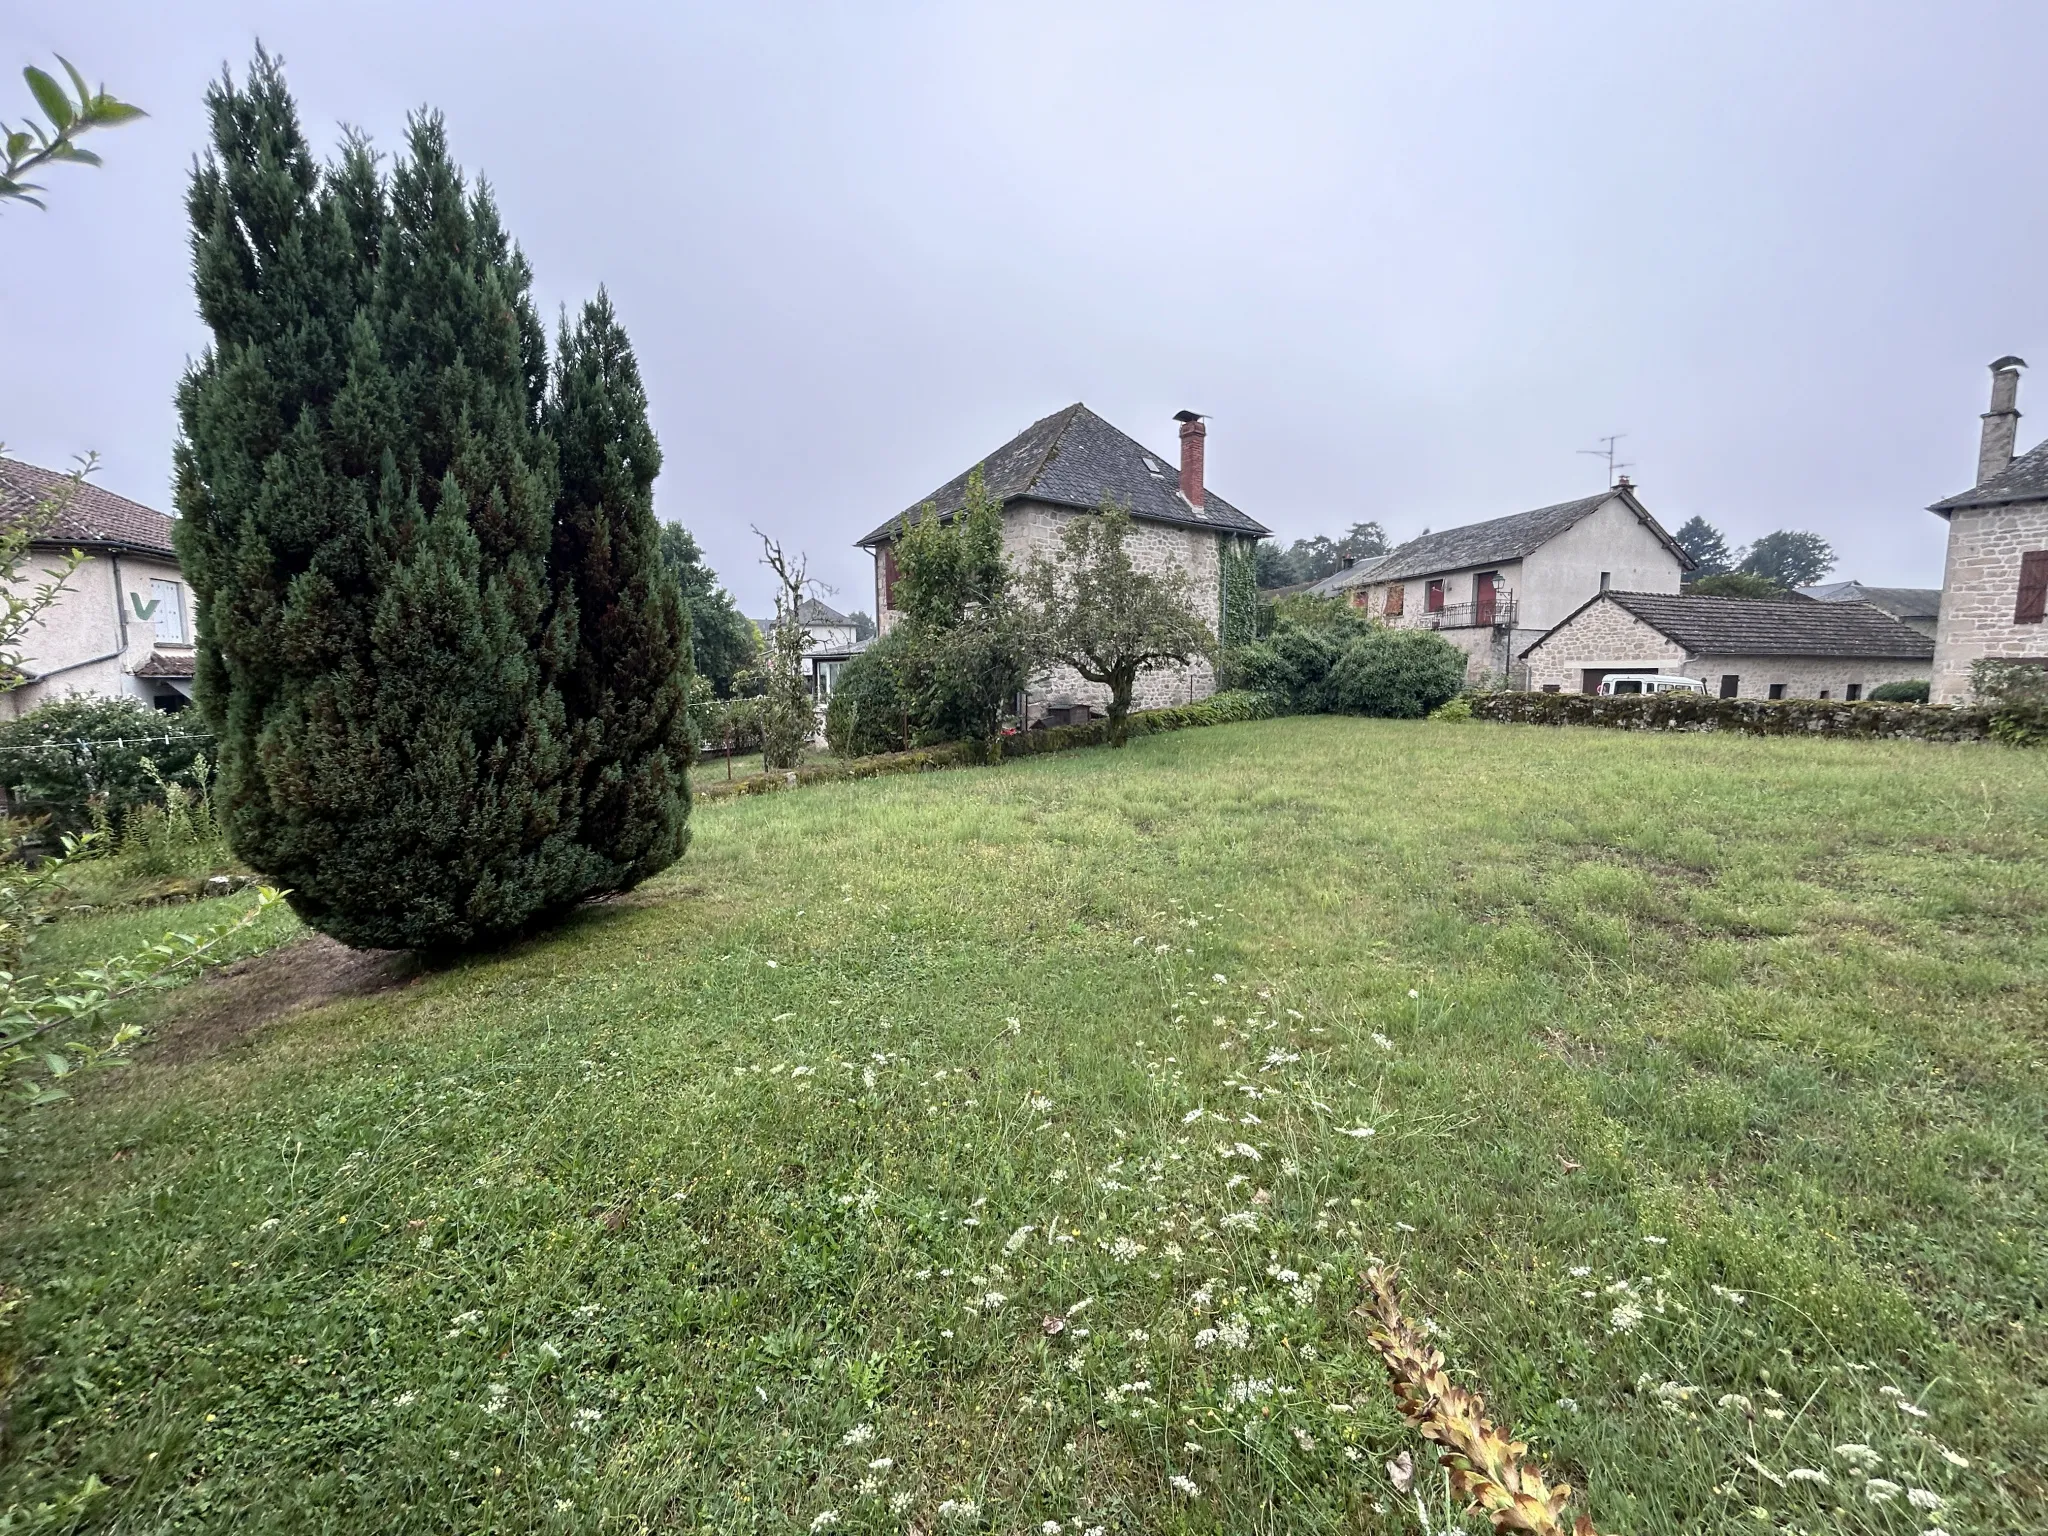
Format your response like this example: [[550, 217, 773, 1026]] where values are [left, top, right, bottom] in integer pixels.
[[1578, 433, 1634, 487]]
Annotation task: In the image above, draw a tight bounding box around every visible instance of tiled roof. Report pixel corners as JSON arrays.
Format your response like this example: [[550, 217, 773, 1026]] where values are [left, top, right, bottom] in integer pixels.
[[1369, 488, 1688, 585], [1796, 581, 1940, 621], [132, 650, 196, 679], [0, 456, 178, 558], [1929, 438, 2048, 513], [1528, 590, 1935, 660], [856, 403, 1270, 546], [1303, 555, 1388, 596]]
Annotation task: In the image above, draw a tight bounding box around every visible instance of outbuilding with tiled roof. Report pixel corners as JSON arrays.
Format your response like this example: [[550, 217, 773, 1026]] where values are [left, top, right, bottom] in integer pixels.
[[1519, 590, 1933, 700]]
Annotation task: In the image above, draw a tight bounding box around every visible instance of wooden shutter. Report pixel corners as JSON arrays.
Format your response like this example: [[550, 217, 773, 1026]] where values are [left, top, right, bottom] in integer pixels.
[[882, 544, 901, 612], [2017, 549, 2048, 624], [1384, 584, 1404, 616]]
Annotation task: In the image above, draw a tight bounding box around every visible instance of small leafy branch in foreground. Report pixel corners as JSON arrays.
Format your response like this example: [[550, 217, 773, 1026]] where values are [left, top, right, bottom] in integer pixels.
[[1362, 1265, 1605, 1536], [1, 887, 284, 1109], [4, 57, 143, 208]]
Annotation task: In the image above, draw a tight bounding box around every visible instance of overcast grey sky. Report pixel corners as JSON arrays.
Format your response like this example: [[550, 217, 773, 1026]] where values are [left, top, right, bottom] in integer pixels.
[[7, 2, 2045, 611]]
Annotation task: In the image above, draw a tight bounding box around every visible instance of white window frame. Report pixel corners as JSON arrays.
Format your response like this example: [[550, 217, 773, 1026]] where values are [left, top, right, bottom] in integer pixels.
[[150, 579, 187, 644]]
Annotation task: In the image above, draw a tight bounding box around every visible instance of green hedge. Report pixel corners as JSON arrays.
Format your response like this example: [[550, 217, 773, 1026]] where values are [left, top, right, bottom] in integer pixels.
[[701, 690, 1277, 800], [1465, 690, 2045, 745]]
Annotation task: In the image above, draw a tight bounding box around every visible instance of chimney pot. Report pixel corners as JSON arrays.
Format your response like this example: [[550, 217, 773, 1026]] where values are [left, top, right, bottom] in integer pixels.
[[1175, 411, 1206, 511], [1978, 356, 2027, 485]]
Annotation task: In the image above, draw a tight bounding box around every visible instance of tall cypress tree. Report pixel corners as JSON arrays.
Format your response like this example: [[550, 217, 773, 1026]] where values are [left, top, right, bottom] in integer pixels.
[[175, 55, 685, 951], [546, 290, 692, 889]]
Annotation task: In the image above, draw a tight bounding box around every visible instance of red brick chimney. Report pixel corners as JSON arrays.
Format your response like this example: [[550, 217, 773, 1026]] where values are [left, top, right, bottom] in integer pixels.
[[1173, 409, 1206, 511]]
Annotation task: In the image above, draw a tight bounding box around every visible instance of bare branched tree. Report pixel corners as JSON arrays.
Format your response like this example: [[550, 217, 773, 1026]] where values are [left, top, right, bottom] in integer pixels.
[[754, 529, 817, 770]]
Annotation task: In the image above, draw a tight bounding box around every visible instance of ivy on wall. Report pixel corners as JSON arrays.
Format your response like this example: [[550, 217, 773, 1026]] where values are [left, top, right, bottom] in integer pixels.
[[1218, 537, 1259, 652]]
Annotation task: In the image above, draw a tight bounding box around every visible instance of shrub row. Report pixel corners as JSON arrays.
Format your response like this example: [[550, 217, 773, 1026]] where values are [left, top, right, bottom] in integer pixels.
[[1220, 615, 1467, 719], [701, 690, 1277, 800], [1465, 689, 2047, 745]]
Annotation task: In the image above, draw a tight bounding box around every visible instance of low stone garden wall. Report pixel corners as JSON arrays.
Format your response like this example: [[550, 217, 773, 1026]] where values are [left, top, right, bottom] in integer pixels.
[[1466, 689, 2046, 745], [698, 690, 1278, 800]]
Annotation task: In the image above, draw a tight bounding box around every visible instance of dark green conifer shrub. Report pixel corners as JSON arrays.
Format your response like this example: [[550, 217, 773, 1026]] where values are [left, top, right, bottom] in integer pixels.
[[547, 292, 693, 890], [173, 55, 688, 950]]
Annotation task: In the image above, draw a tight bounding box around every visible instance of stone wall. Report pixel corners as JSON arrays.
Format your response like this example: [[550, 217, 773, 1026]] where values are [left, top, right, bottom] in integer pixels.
[[1930, 500, 2048, 702], [1002, 500, 1221, 713], [1520, 599, 1685, 691], [1467, 689, 2034, 744], [1686, 653, 1932, 701]]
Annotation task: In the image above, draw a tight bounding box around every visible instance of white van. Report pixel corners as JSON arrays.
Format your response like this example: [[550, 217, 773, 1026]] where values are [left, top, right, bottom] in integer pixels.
[[1596, 674, 1707, 697]]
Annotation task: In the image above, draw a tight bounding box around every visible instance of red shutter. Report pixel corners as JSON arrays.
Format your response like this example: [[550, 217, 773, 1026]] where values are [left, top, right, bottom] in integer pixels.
[[882, 544, 900, 612], [2017, 549, 2048, 624]]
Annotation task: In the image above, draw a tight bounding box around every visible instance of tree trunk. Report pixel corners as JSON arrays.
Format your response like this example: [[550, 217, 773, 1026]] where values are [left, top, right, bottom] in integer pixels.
[[1108, 672, 1135, 748]]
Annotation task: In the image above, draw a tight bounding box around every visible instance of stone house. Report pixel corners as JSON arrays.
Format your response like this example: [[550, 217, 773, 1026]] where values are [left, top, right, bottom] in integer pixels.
[[0, 457, 197, 719], [1349, 481, 1690, 684], [1797, 581, 1941, 638], [856, 404, 1270, 721], [1927, 356, 2048, 703], [1520, 589, 1933, 699]]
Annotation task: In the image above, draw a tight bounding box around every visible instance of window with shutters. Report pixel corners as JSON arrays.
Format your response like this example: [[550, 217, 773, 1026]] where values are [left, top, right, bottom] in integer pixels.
[[2016, 548, 2048, 624], [1383, 584, 1404, 617], [151, 579, 187, 643], [881, 544, 901, 612]]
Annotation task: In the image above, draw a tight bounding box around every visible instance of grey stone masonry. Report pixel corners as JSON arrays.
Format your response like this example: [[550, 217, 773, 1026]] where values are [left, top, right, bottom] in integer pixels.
[[1930, 499, 2048, 702], [1683, 655, 1933, 701], [1002, 498, 1221, 712], [1520, 599, 1684, 691]]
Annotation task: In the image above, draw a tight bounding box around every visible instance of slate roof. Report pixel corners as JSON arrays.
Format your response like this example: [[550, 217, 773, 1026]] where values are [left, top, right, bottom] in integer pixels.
[[0, 456, 178, 558], [757, 597, 854, 632], [1367, 488, 1689, 585], [1929, 437, 2048, 513], [1526, 591, 1934, 661], [856, 403, 1270, 546], [1796, 581, 1941, 622], [1304, 555, 1389, 597]]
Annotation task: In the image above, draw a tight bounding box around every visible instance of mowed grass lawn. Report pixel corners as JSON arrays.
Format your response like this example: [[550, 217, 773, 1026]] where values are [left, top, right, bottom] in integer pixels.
[[2, 718, 2043, 1534]]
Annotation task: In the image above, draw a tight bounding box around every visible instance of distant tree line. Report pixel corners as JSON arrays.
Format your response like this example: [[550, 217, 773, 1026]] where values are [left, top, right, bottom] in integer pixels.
[[1671, 517, 1835, 597], [1254, 522, 1389, 589]]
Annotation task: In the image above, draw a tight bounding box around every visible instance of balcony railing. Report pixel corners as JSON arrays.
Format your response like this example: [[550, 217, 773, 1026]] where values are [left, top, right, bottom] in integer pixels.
[[1406, 595, 1517, 631]]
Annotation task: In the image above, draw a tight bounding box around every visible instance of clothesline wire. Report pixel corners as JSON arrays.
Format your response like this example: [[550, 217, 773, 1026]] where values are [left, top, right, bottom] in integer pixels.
[[0, 732, 217, 754]]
